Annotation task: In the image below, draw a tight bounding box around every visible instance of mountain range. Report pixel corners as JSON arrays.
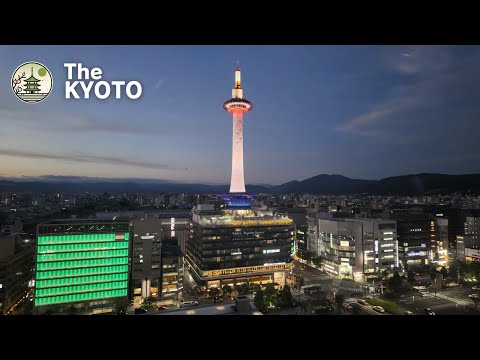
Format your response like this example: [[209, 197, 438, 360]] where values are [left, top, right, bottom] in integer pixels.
[[1, 173, 479, 195]]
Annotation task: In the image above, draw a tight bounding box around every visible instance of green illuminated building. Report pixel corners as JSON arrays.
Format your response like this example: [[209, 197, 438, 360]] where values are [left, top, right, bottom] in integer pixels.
[[34, 219, 131, 313]]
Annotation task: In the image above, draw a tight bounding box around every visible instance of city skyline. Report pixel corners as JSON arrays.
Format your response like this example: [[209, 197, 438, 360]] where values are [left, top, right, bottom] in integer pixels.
[[1, 45, 480, 184]]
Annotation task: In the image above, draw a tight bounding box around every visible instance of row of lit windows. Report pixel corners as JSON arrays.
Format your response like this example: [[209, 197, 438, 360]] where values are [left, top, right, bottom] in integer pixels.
[[34, 288, 127, 306], [36, 265, 129, 279], [38, 233, 129, 245], [36, 273, 129, 289], [37, 249, 129, 263], [36, 281, 128, 298], [38, 241, 128, 254], [37, 257, 128, 271], [202, 263, 291, 277]]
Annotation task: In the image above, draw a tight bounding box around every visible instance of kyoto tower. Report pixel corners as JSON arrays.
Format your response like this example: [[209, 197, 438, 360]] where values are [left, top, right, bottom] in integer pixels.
[[221, 65, 255, 207]]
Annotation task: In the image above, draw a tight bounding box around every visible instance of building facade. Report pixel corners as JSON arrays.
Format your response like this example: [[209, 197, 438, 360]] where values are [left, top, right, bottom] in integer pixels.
[[160, 237, 183, 304], [131, 217, 162, 300], [186, 205, 295, 289], [34, 219, 131, 313], [316, 216, 398, 281], [0, 238, 35, 315], [388, 214, 436, 270]]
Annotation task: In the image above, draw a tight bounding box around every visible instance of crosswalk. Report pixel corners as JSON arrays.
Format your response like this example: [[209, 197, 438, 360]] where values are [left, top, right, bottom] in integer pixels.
[[327, 280, 364, 293], [423, 292, 473, 306]]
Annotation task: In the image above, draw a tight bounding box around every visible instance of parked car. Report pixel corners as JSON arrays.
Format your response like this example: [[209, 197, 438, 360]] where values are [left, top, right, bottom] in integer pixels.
[[134, 307, 147, 314], [468, 294, 480, 299], [424, 308, 435, 315], [157, 306, 168, 311], [472, 286, 480, 290], [213, 297, 224, 303], [357, 299, 368, 306], [180, 301, 199, 308], [372, 306, 385, 313], [404, 311, 414, 315]]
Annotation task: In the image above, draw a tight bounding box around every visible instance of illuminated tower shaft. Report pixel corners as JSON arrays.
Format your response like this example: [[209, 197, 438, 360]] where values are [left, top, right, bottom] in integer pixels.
[[230, 111, 245, 192], [223, 66, 253, 194]]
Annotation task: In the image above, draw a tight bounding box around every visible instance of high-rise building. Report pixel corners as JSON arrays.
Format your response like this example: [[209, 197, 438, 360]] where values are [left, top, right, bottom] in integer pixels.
[[465, 216, 480, 247], [185, 66, 294, 289], [459, 217, 480, 262], [186, 204, 294, 289], [435, 217, 448, 266], [0, 238, 35, 315], [34, 219, 131, 313], [96, 210, 190, 254], [160, 237, 183, 304], [315, 215, 398, 281], [391, 214, 437, 270], [131, 217, 162, 300]]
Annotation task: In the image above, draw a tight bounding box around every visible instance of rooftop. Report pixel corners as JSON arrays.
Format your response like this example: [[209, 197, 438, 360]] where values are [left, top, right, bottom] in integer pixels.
[[193, 208, 293, 227]]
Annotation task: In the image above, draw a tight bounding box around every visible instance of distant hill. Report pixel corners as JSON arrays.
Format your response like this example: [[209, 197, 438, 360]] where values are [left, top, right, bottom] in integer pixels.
[[0, 173, 479, 195], [270, 173, 480, 195]]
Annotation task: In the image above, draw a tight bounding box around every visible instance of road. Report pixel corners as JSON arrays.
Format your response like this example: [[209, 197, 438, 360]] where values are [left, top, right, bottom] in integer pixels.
[[394, 286, 480, 315], [290, 260, 480, 315]]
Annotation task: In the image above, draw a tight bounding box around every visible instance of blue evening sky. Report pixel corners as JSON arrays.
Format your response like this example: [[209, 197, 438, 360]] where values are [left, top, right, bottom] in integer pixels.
[[0, 45, 479, 185]]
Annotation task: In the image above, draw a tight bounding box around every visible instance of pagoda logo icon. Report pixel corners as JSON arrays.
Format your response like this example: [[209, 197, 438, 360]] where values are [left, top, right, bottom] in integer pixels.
[[11, 61, 53, 103]]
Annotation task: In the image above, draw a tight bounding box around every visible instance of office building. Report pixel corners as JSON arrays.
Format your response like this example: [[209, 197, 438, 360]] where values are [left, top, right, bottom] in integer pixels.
[[34, 219, 131, 313], [96, 210, 190, 254], [316, 215, 398, 281], [186, 204, 295, 289], [435, 217, 448, 266], [131, 217, 162, 300], [385, 214, 436, 270], [160, 237, 183, 304], [0, 238, 35, 315]]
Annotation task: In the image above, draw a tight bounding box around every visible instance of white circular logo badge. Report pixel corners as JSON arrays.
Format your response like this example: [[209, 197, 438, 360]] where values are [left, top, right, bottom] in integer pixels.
[[11, 62, 53, 104]]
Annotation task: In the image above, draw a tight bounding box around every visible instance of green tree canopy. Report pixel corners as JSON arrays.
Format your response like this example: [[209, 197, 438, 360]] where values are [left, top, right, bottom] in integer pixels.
[[208, 287, 221, 299]]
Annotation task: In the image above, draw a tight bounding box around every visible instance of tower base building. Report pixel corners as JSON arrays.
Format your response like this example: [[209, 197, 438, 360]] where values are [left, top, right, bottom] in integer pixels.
[[186, 204, 294, 289]]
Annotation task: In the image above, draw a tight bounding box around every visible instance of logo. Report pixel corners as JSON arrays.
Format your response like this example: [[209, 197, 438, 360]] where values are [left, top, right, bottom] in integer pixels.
[[11, 62, 53, 103]]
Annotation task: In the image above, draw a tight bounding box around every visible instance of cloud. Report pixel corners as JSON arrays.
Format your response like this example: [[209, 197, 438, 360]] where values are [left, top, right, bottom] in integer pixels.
[[336, 46, 480, 141], [336, 96, 419, 132], [154, 79, 164, 89], [0, 108, 175, 137], [0, 149, 187, 171]]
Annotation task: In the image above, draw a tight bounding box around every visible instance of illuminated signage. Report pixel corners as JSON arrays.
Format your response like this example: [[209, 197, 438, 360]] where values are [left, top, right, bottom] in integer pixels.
[[263, 249, 280, 254]]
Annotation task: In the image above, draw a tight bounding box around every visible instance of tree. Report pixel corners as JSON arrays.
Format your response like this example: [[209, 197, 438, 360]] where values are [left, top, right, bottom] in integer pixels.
[[280, 284, 293, 307], [68, 305, 77, 314], [142, 295, 157, 309], [381, 270, 389, 279], [254, 289, 265, 311], [407, 271, 416, 284], [222, 284, 233, 298], [249, 283, 261, 292], [430, 270, 438, 281], [472, 296, 480, 308], [440, 266, 448, 279], [387, 271, 403, 293], [449, 260, 462, 278], [297, 275, 305, 288], [236, 283, 249, 295], [264, 284, 278, 308], [208, 287, 221, 299], [313, 256, 323, 267], [334, 293, 345, 313], [114, 298, 129, 315]]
